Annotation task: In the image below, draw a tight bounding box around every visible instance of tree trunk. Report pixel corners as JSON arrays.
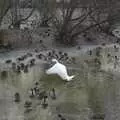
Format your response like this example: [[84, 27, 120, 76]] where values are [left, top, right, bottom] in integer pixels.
[[0, 30, 4, 44], [13, 22, 20, 29], [56, 29, 76, 45]]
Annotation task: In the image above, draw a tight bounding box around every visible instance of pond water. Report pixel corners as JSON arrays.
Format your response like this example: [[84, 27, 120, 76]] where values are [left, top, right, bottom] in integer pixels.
[[0, 50, 116, 120]]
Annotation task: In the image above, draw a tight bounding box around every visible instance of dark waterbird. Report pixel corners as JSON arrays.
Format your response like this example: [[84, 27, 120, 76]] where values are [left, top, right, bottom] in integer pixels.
[[20, 63, 25, 70], [1, 70, 8, 78], [14, 92, 20, 102], [37, 91, 47, 100], [29, 88, 36, 98], [24, 100, 32, 108], [12, 62, 16, 71], [77, 46, 81, 50], [41, 95, 48, 109], [91, 113, 105, 120], [26, 52, 33, 57], [88, 50, 92, 56], [34, 48, 39, 53], [24, 100, 32, 113], [49, 88, 56, 100], [16, 56, 25, 61], [39, 40, 43, 44], [16, 65, 21, 73], [5, 59, 12, 64], [29, 58, 36, 67], [58, 51, 63, 55], [23, 65, 29, 73], [33, 85, 40, 95], [58, 114, 66, 120]]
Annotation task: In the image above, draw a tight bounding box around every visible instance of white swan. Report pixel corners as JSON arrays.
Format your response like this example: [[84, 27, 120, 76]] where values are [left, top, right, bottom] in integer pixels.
[[46, 59, 75, 81]]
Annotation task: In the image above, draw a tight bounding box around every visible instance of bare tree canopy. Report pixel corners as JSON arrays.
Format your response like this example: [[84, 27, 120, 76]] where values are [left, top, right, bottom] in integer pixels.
[[0, 0, 10, 26], [9, 0, 35, 29], [33, 0, 56, 27], [51, 0, 120, 45]]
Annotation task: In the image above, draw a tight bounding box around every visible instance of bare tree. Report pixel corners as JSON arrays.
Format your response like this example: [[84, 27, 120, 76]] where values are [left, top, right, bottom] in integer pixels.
[[9, 0, 35, 29], [33, 0, 56, 27], [52, 0, 119, 45], [0, 0, 10, 26]]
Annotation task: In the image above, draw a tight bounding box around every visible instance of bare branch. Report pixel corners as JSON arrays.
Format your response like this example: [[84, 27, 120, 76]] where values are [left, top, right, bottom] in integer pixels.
[[69, 7, 97, 33], [22, 0, 33, 8], [0, 1, 10, 25], [19, 8, 35, 22], [71, 18, 115, 39]]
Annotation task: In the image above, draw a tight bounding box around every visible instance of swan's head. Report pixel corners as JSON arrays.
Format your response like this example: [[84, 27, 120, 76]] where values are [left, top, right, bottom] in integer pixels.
[[52, 59, 58, 63]]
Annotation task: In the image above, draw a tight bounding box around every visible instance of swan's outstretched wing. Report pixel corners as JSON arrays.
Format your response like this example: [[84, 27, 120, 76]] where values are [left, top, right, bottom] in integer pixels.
[[57, 71, 68, 80], [46, 62, 70, 80], [46, 64, 59, 74], [55, 63, 69, 80]]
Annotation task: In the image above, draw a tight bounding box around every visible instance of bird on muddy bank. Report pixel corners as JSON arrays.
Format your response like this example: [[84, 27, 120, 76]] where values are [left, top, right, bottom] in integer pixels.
[[46, 59, 75, 81]]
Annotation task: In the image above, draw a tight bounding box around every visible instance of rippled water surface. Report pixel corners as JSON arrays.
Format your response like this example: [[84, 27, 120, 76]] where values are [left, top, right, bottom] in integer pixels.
[[0, 50, 117, 120]]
